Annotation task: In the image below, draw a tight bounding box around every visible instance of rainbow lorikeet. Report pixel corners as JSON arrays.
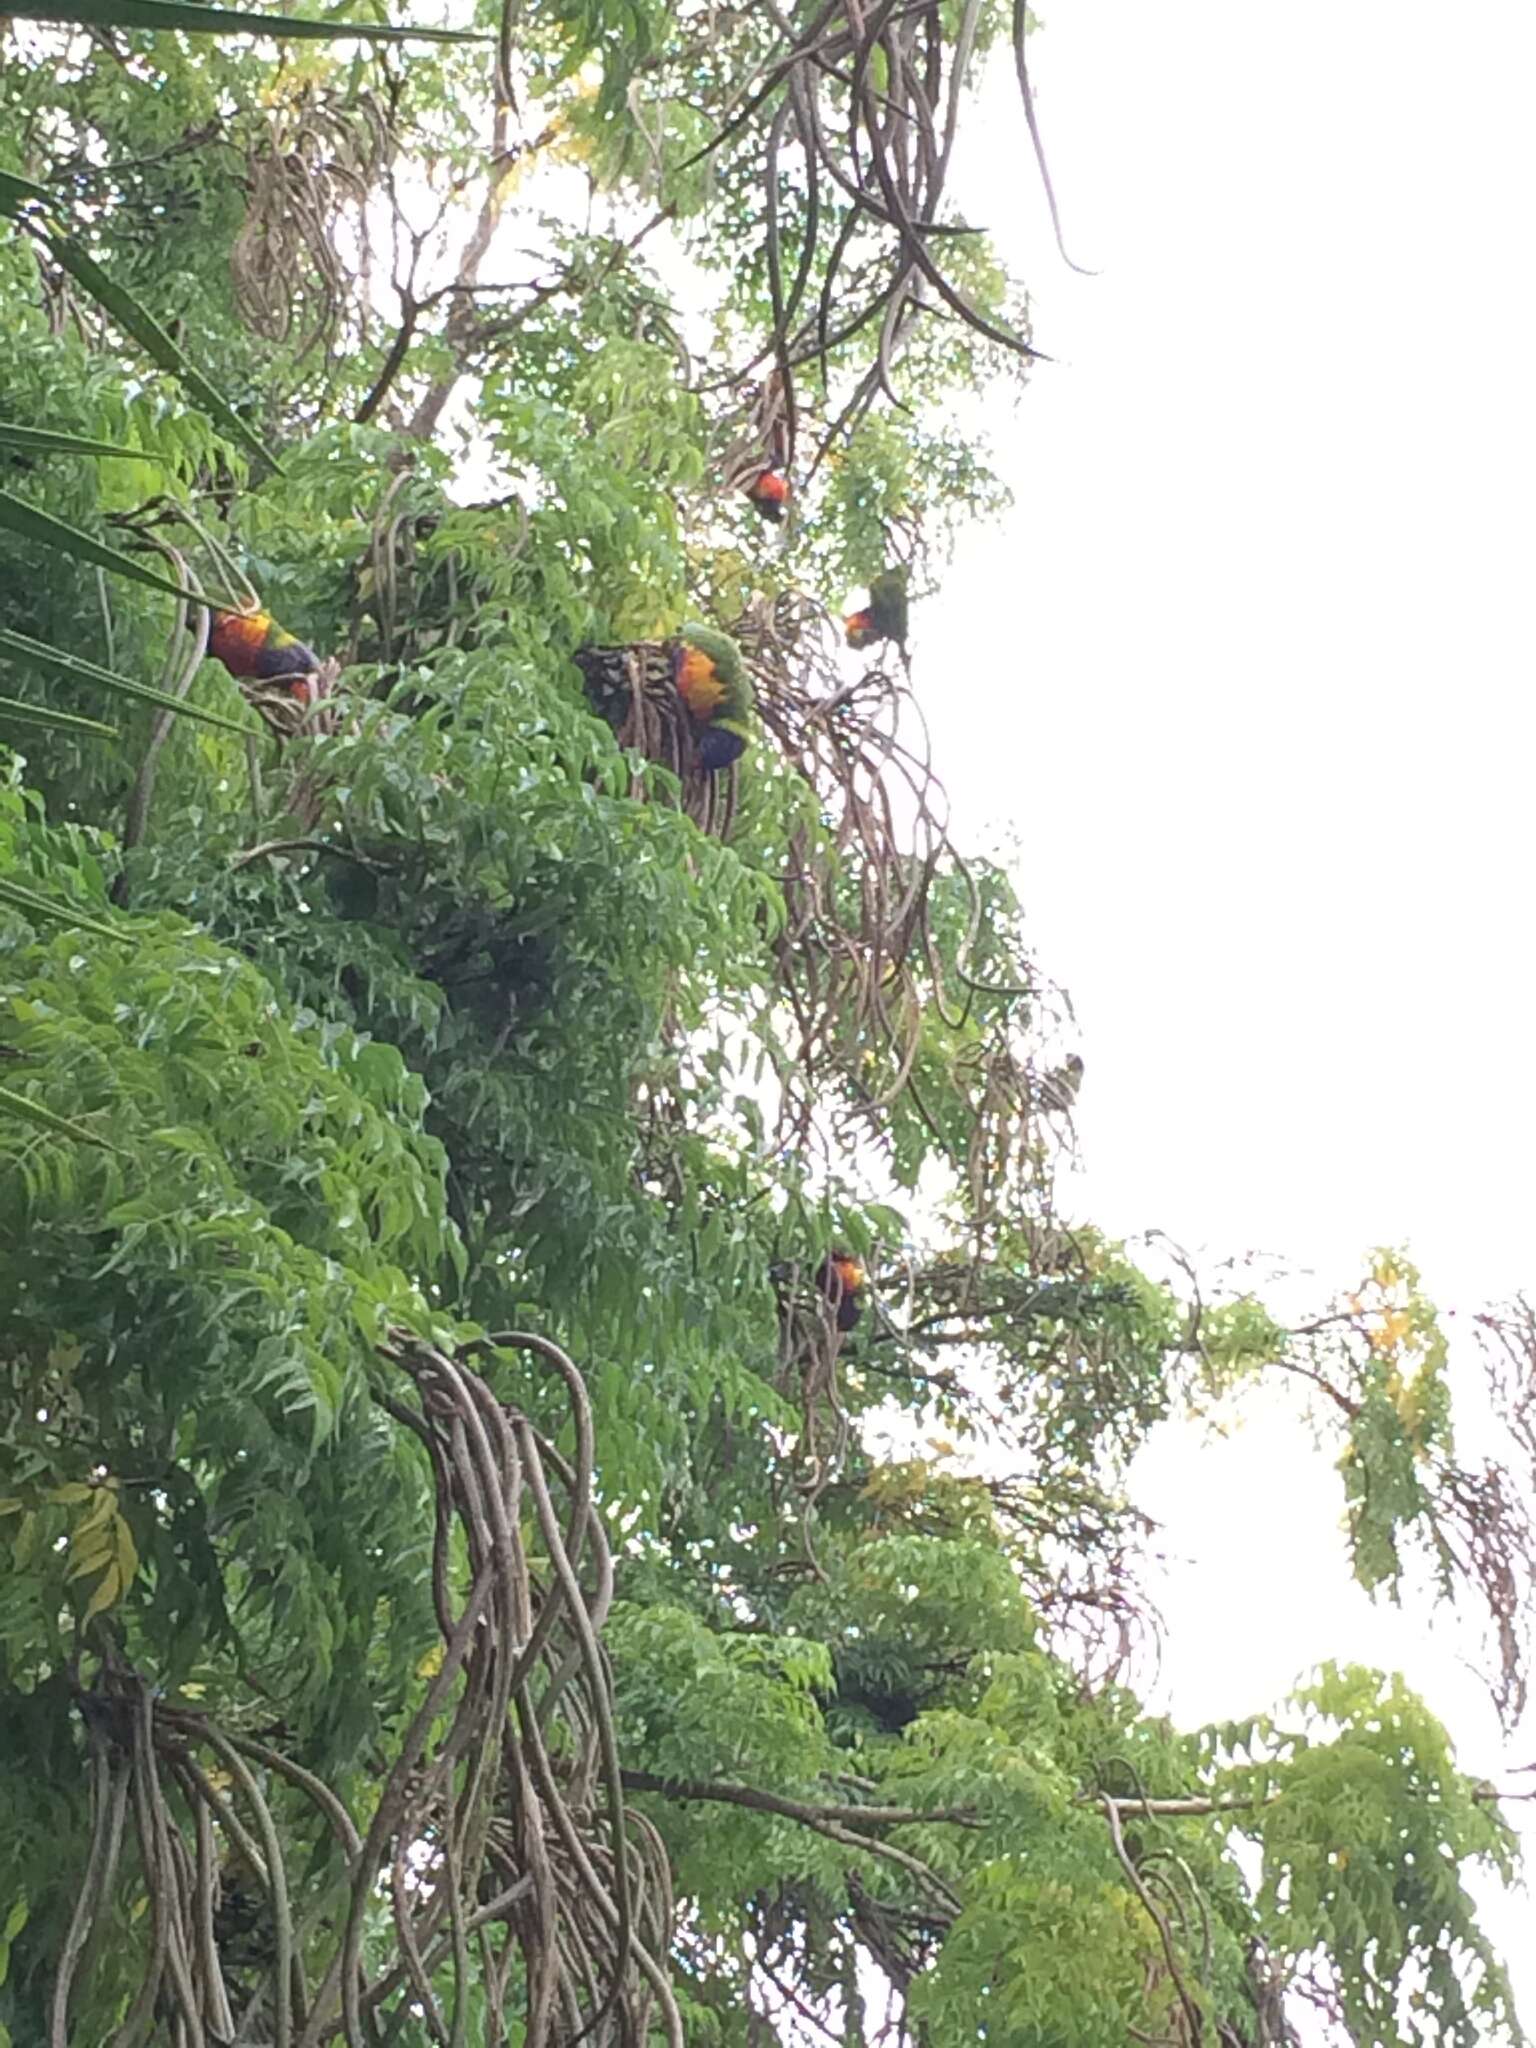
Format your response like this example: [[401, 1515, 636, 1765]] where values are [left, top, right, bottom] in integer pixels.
[[744, 469, 790, 523], [844, 569, 908, 652], [671, 622, 755, 772], [816, 1250, 867, 1332], [574, 624, 755, 775], [206, 608, 321, 703]]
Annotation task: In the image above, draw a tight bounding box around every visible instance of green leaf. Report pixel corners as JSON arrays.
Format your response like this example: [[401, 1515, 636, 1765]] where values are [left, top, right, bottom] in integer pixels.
[[43, 236, 276, 470], [0, 693, 118, 738], [0, 877, 127, 940], [6, 0, 488, 43], [0, 1893, 24, 1992], [0, 488, 203, 601], [0, 168, 50, 218], [0, 1081, 122, 1151], [0, 420, 152, 462], [0, 627, 251, 735]]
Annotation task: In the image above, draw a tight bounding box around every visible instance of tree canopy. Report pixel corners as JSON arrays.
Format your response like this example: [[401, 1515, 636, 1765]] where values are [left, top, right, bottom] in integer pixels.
[[1, 4, 1533, 2044]]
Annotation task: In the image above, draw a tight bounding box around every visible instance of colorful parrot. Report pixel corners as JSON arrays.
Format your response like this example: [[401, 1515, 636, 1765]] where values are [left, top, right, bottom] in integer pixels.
[[844, 569, 909, 652], [198, 606, 327, 740], [816, 1250, 868, 1332], [671, 621, 754, 772], [574, 623, 755, 775], [205, 608, 322, 699], [725, 369, 793, 525], [743, 468, 791, 523]]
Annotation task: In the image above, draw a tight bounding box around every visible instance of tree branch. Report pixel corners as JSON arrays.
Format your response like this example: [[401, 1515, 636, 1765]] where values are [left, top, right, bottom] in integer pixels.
[[619, 1772, 979, 1829]]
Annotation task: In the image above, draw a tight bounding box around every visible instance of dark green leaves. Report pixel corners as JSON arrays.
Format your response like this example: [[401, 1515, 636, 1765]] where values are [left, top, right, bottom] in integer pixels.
[[0, 876, 127, 938], [5, 0, 488, 41], [0, 695, 118, 738], [0, 627, 250, 733], [2, 172, 271, 467], [0, 1083, 122, 1150], [0, 168, 51, 218], [0, 421, 150, 462], [0, 495, 199, 602], [42, 236, 274, 467]]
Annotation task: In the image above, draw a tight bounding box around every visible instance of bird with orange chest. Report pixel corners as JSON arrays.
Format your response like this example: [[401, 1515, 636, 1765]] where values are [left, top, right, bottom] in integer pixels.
[[844, 568, 908, 653], [574, 622, 755, 775], [197, 605, 329, 741], [743, 469, 791, 524], [816, 1250, 868, 1333], [205, 608, 322, 705], [670, 622, 754, 772]]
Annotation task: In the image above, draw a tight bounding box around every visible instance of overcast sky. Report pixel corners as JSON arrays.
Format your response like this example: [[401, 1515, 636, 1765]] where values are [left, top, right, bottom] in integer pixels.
[[919, 1, 1536, 2030]]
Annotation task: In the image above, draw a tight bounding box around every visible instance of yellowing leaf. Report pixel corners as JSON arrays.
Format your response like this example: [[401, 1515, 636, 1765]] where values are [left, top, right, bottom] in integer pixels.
[[83, 1563, 122, 1622], [75, 1483, 119, 1534], [1368, 1309, 1413, 1352], [416, 1643, 446, 1680], [115, 1514, 139, 1589], [66, 1529, 116, 1580]]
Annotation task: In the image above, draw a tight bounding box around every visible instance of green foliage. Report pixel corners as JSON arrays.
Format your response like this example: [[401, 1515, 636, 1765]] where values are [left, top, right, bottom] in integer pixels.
[[0, 8, 1528, 2045], [0, 769, 449, 1720], [1203, 1665, 1520, 2046]]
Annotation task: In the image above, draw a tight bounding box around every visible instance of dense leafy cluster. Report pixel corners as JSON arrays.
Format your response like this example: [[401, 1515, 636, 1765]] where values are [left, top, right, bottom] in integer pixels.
[[0, 4, 1530, 2045]]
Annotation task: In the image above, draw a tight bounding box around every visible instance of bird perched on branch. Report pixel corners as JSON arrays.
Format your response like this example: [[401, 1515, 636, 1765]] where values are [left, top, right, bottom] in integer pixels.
[[575, 623, 754, 775], [201, 606, 328, 739], [206, 607, 321, 696], [1036, 1054, 1084, 1115], [845, 569, 909, 652], [672, 621, 754, 771], [743, 468, 790, 523], [724, 369, 794, 526], [816, 1250, 868, 1332]]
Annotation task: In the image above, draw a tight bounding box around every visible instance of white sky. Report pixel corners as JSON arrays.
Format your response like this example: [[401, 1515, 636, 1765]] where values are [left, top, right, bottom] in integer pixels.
[[922, 1, 1536, 2032]]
